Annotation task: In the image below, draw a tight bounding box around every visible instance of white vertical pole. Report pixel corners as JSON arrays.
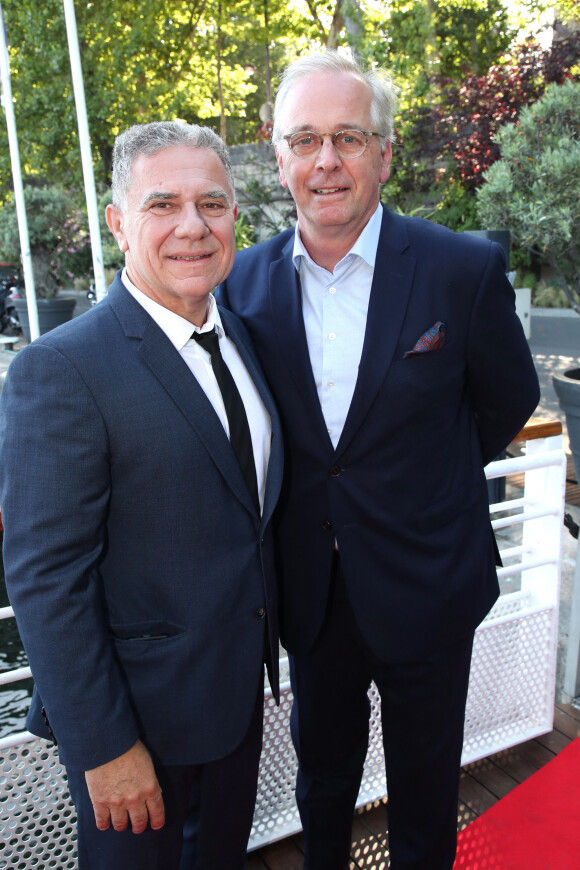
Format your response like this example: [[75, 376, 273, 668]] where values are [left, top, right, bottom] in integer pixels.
[[0, 0, 40, 340], [62, 0, 107, 302], [565, 553, 580, 698]]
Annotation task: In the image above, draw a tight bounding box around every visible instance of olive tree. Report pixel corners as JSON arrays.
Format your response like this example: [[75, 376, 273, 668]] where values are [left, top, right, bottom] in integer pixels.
[[0, 187, 92, 296], [476, 79, 580, 313]]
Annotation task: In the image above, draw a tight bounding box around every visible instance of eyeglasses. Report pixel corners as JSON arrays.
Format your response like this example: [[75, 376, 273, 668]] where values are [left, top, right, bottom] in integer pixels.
[[283, 129, 381, 159]]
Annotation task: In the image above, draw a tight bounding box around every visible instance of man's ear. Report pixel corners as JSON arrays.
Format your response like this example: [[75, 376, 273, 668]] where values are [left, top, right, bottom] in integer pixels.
[[379, 142, 393, 185], [275, 146, 290, 190], [105, 204, 129, 253]]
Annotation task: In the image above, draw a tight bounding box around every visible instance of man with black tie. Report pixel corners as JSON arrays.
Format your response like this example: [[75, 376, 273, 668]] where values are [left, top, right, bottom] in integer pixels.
[[216, 52, 539, 869], [0, 121, 283, 869]]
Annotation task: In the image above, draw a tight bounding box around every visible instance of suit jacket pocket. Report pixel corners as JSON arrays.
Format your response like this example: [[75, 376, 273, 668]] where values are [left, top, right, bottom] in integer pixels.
[[392, 342, 453, 383], [109, 620, 185, 642]]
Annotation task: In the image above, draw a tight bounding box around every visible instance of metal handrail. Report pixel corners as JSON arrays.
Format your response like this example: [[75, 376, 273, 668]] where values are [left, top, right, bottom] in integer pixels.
[[0, 435, 565, 728]]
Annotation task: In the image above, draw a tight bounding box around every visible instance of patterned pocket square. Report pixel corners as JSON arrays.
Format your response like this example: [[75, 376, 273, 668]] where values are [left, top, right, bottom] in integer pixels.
[[403, 321, 446, 358]]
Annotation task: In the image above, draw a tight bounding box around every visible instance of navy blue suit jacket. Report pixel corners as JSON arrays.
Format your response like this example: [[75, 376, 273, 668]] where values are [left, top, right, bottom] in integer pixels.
[[0, 275, 283, 771], [216, 206, 540, 661]]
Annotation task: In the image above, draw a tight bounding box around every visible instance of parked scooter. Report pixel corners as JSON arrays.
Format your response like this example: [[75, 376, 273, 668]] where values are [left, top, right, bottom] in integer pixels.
[[0, 270, 23, 336]]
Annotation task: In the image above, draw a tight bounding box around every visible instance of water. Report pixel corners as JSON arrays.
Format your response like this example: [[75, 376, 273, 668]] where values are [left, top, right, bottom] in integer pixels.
[[0, 549, 33, 738]]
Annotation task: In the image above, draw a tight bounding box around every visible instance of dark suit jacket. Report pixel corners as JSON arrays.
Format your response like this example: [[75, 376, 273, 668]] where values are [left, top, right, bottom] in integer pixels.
[[0, 274, 283, 771], [216, 206, 540, 662]]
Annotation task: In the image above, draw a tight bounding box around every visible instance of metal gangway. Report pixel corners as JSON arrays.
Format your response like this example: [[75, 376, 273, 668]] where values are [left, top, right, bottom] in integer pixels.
[[0, 419, 567, 865]]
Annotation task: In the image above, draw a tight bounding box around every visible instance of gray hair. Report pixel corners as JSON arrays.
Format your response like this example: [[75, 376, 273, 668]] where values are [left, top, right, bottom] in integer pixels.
[[272, 52, 399, 152], [111, 121, 235, 211]]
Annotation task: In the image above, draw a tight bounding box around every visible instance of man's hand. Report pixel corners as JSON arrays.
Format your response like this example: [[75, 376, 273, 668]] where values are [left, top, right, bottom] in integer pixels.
[[85, 739, 165, 834]]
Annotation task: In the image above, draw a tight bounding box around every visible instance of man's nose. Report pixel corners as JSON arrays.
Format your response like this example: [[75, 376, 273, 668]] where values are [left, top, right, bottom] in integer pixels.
[[174, 203, 210, 238], [315, 135, 342, 171]]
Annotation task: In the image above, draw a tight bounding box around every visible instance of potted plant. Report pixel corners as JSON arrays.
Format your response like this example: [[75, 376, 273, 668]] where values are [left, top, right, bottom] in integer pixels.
[[0, 185, 92, 342]]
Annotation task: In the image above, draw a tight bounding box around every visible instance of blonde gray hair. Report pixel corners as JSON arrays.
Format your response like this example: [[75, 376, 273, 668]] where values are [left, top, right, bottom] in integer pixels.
[[272, 52, 398, 151]]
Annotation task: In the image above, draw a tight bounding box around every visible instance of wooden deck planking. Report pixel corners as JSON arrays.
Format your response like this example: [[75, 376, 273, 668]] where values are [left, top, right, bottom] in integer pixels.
[[250, 702, 580, 869]]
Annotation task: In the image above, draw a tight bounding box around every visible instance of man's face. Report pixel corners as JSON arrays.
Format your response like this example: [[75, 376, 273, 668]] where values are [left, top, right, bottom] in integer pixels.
[[106, 145, 237, 324], [275, 71, 392, 246]]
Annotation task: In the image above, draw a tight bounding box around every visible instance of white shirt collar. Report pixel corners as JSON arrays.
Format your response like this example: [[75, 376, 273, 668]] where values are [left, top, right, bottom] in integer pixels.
[[292, 202, 383, 273], [121, 268, 223, 351]]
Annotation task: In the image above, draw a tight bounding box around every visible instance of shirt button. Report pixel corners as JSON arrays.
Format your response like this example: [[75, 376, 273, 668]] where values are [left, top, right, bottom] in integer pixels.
[[255, 607, 266, 619], [328, 332, 336, 341], [329, 286, 337, 295], [329, 465, 342, 477], [328, 380, 335, 388]]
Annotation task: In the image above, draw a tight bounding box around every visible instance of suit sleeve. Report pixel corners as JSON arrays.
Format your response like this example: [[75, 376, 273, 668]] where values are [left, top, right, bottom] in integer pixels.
[[0, 343, 139, 770], [466, 242, 540, 465]]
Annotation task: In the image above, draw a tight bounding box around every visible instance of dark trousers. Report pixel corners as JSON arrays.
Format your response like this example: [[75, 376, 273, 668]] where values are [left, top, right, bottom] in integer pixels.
[[289, 554, 474, 870], [66, 685, 263, 870]]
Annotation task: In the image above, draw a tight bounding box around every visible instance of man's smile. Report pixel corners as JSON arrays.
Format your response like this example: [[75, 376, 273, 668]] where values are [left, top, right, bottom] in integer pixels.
[[170, 253, 212, 261], [313, 187, 348, 195]]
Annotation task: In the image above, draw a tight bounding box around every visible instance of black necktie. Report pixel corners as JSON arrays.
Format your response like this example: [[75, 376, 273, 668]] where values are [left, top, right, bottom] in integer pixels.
[[192, 328, 259, 510]]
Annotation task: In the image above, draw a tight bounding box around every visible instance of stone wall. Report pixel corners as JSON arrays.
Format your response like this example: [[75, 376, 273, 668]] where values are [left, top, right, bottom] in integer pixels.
[[229, 142, 296, 242]]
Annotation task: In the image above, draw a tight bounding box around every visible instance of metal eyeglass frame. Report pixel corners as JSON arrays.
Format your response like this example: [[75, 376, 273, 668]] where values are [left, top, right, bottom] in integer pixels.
[[282, 129, 381, 159]]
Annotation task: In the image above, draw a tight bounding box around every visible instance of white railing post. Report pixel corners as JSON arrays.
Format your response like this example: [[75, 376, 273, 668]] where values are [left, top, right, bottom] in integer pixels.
[[564, 556, 580, 698], [521, 434, 565, 610]]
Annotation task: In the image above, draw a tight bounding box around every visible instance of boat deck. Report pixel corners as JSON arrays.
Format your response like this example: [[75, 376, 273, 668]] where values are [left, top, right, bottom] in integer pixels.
[[248, 702, 580, 869]]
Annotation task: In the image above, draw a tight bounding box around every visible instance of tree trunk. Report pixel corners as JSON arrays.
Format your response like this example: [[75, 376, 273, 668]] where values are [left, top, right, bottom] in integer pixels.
[[264, 0, 272, 105], [217, 2, 226, 142], [31, 248, 60, 298], [326, 0, 343, 50]]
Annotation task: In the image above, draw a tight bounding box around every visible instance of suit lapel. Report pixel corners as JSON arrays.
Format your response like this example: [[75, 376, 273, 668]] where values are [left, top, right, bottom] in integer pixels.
[[219, 308, 283, 528], [108, 279, 261, 516], [265, 210, 417, 458], [335, 208, 416, 457], [267, 238, 335, 451]]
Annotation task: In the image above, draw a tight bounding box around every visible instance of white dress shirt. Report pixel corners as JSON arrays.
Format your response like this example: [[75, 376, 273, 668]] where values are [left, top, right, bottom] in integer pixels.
[[293, 203, 382, 449], [122, 270, 271, 511]]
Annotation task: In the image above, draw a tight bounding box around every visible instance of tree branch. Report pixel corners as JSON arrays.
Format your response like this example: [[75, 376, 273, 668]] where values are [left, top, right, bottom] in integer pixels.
[[304, 0, 328, 39], [547, 253, 580, 316]]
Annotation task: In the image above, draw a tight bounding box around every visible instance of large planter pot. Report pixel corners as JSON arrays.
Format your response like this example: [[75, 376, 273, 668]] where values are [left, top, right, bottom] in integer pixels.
[[553, 367, 580, 482], [464, 230, 511, 266], [14, 296, 77, 343]]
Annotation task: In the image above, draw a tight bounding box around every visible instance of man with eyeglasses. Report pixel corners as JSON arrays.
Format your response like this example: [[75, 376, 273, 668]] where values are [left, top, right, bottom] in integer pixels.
[[216, 51, 539, 870]]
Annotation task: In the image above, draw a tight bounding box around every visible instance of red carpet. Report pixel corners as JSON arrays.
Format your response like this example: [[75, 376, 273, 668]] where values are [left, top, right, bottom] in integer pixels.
[[453, 738, 580, 869]]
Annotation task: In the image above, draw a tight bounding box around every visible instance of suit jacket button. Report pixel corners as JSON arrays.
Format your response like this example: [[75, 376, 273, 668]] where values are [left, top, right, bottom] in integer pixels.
[[322, 520, 333, 531], [329, 465, 342, 477], [255, 607, 266, 619]]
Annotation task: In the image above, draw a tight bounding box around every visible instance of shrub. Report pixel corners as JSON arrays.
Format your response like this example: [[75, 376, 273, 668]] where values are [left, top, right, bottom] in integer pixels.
[[476, 79, 580, 314], [532, 281, 571, 309], [0, 186, 92, 296]]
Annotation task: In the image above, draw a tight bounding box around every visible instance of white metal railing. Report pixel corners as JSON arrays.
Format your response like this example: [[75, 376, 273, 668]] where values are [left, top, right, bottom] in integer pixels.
[[0, 428, 567, 861]]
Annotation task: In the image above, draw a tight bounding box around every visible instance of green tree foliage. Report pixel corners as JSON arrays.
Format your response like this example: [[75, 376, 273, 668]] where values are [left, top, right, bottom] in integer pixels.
[[435, 32, 580, 190], [381, 27, 580, 227], [364, 0, 521, 221], [476, 79, 580, 312], [0, 0, 315, 191], [362, 0, 516, 84], [2, 0, 576, 265], [1, 0, 539, 198]]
